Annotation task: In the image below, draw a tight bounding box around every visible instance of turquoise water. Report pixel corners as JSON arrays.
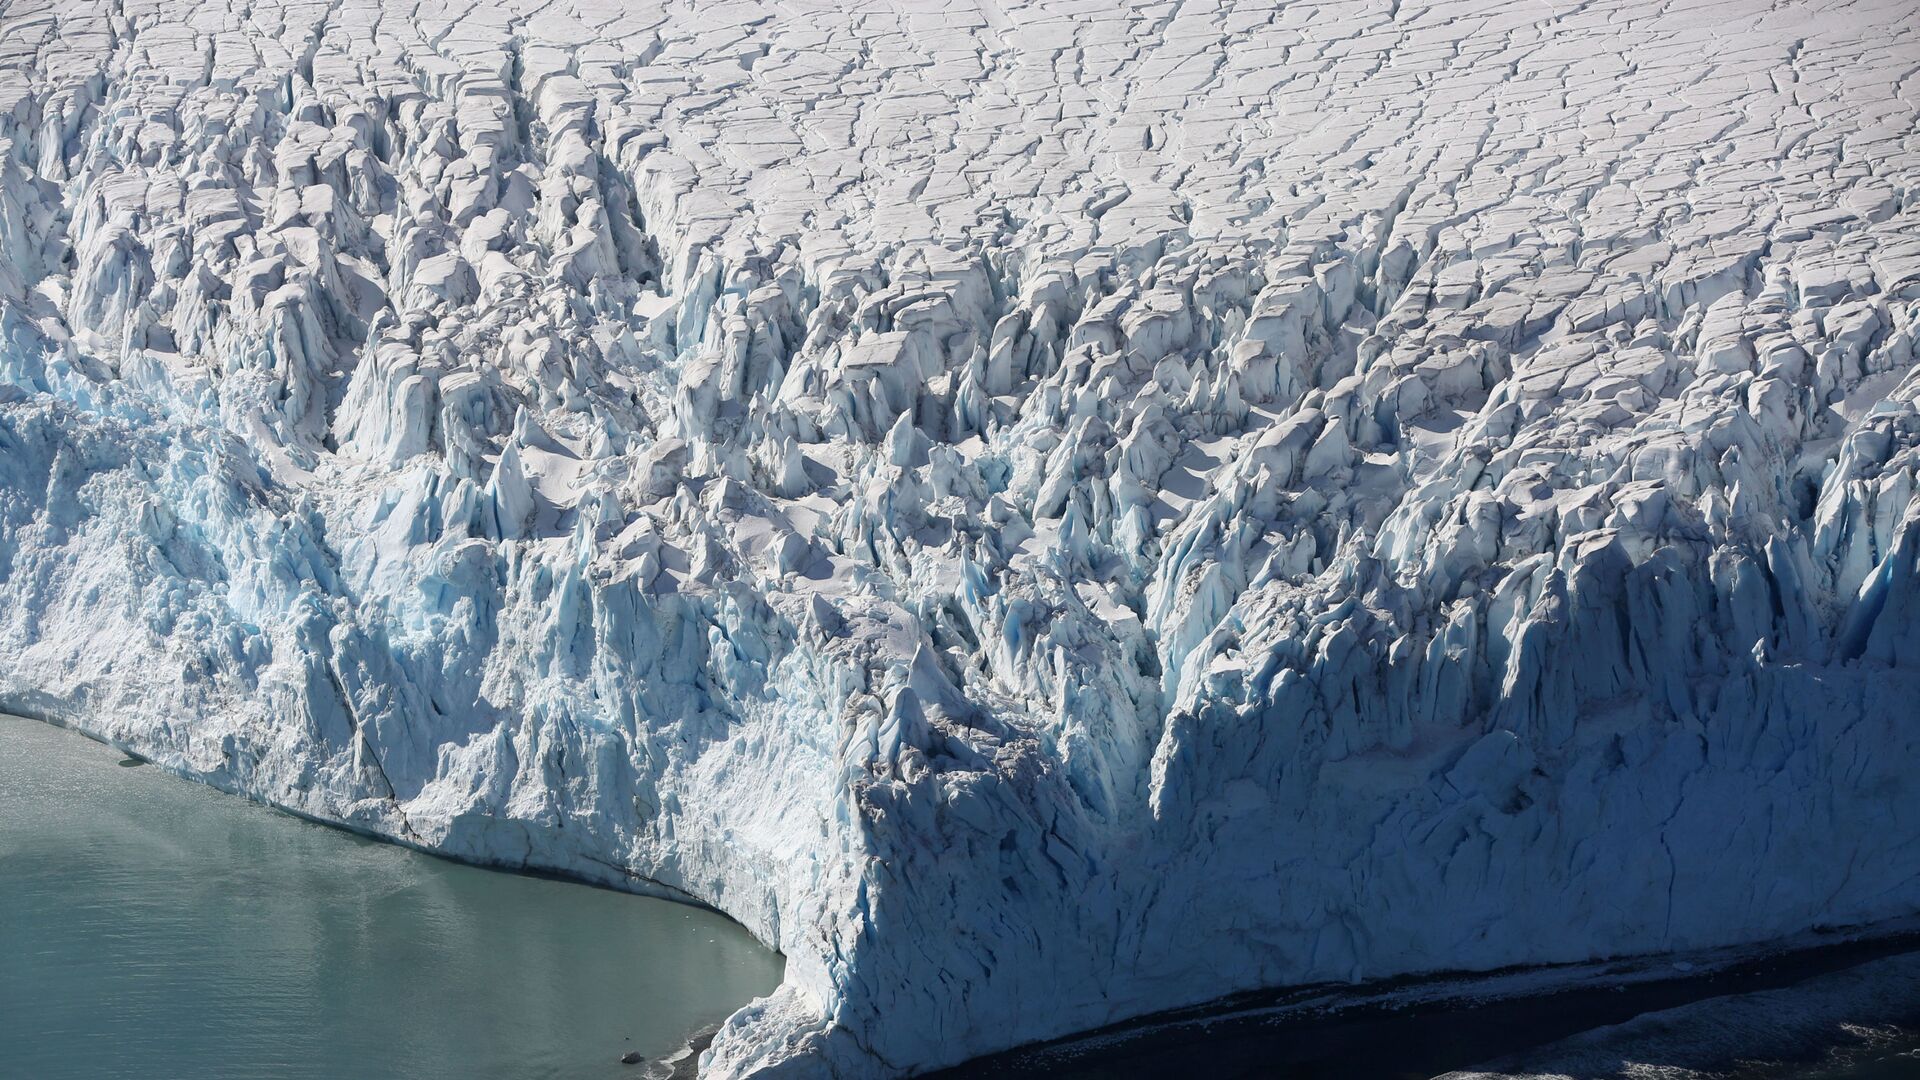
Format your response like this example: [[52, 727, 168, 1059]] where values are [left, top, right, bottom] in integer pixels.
[[0, 715, 783, 1080]]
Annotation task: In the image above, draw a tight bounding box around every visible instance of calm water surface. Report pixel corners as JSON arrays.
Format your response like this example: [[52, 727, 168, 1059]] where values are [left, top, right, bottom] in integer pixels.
[[0, 715, 783, 1080]]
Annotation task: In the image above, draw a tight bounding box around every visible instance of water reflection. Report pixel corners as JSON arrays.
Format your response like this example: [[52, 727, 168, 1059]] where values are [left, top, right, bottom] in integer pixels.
[[0, 715, 782, 1080]]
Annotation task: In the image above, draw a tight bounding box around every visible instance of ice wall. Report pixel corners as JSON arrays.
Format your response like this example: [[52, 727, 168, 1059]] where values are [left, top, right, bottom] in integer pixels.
[[3, 0, 1920, 1075]]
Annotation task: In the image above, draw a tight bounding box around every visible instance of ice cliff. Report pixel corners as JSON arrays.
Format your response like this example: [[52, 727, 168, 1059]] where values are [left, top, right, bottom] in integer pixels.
[[4, 0, 1920, 1074]]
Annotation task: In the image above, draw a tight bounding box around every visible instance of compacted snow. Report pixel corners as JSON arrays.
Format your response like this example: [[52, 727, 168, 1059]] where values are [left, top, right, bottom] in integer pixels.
[[3, 0, 1920, 1074]]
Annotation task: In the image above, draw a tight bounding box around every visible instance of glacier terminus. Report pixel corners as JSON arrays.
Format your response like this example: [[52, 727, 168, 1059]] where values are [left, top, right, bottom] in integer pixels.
[[3, 0, 1920, 1075]]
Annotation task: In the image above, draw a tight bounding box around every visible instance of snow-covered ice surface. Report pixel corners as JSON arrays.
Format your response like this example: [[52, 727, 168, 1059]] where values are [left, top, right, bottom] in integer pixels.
[[3, 0, 1920, 1075]]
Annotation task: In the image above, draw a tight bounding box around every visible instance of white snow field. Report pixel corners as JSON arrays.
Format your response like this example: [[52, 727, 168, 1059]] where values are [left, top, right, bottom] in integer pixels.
[[3, 0, 1920, 1074]]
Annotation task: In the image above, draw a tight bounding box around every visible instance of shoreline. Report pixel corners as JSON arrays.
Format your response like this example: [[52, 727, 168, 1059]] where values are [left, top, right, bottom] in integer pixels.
[[17, 705, 1917, 1079], [0, 710, 783, 1078], [0, 709, 782, 954], [937, 919, 1920, 1078]]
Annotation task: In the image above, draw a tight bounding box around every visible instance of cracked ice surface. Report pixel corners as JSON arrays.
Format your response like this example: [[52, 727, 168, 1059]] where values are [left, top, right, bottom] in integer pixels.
[[3, 0, 1920, 1073]]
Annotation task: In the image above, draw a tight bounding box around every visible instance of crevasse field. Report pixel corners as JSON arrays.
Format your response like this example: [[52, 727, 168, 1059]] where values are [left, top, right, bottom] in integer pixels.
[[3, 0, 1919, 1075]]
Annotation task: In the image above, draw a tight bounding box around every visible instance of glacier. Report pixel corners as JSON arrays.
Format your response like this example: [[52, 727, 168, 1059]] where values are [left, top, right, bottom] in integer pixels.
[[3, 0, 1920, 1074]]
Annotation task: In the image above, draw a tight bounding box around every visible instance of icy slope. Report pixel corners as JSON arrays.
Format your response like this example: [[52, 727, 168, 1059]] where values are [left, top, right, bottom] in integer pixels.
[[4, 0, 1920, 1074]]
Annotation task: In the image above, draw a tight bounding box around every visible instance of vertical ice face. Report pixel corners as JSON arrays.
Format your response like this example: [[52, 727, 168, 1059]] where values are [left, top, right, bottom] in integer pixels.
[[3, 0, 1920, 1074]]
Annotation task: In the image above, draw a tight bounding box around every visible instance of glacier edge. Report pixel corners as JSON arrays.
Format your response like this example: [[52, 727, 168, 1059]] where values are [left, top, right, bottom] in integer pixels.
[[5, 0, 1920, 1075]]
